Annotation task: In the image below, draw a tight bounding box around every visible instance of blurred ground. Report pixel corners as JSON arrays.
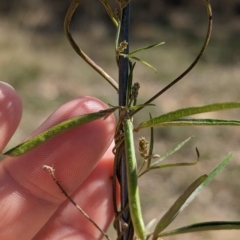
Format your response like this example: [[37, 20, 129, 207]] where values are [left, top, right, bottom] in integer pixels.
[[0, 1, 240, 240]]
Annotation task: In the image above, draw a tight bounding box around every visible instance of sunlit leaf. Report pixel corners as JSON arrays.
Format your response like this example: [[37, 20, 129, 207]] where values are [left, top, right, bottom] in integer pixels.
[[120, 54, 157, 73], [152, 175, 207, 238], [152, 152, 232, 238], [146, 218, 157, 233], [138, 136, 195, 177], [151, 136, 194, 167], [126, 61, 135, 106], [128, 42, 165, 55], [148, 113, 154, 168], [128, 103, 155, 111], [181, 153, 233, 209], [149, 149, 199, 171], [100, 0, 118, 27], [159, 221, 240, 237], [4, 108, 116, 157], [135, 102, 240, 130], [158, 118, 240, 127]]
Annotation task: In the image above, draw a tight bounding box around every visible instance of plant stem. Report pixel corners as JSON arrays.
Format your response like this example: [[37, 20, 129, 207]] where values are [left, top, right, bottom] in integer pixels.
[[117, 3, 134, 240]]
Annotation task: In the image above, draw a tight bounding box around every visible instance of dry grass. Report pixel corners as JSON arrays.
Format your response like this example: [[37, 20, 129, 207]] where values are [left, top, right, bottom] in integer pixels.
[[1, 13, 240, 240]]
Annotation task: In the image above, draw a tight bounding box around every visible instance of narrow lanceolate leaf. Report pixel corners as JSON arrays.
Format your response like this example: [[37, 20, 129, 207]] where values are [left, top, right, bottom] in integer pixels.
[[159, 221, 240, 237], [153, 152, 232, 239], [151, 136, 194, 167], [149, 150, 199, 171], [127, 42, 165, 55], [155, 153, 232, 237], [138, 136, 195, 178], [147, 113, 154, 168], [4, 108, 116, 157], [152, 175, 207, 239], [120, 54, 157, 73], [181, 153, 233, 209], [157, 118, 240, 127], [135, 102, 240, 130], [128, 56, 157, 73], [128, 103, 155, 111]]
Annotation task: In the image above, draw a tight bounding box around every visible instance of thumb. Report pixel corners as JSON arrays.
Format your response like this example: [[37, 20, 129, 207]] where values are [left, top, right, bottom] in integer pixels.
[[0, 81, 22, 151]]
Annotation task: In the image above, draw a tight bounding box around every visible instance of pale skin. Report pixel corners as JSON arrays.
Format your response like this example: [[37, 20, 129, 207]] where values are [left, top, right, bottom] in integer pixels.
[[0, 81, 117, 240]]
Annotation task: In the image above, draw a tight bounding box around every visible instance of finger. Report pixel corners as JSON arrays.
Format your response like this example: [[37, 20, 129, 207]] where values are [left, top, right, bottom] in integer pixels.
[[0, 81, 22, 151], [34, 142, 117, 240], [0, 96, 116, 240]]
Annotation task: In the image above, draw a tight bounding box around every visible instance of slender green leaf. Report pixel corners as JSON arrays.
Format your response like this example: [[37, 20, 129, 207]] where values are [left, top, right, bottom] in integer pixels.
[[4, 108, 116, 157], [100, 0, 118, 27], [153, 148, 199, 170], [138, 136, 194, 177], [159, 221, 240, 237], [128, 103, 155, 111], [151, 136, 194, 167], [152, 175, 207, 238], [181, 153, 233, 209], [107, 103, 154, 112], [148, 113, 154, 168], [157, 118, 240, 127], [126, 61, 135, 107], [120, 54, 157, 73], [153, 152, 232, 238], [150, 155, 199, 171], [128, 42, 165, 55], [129, 56, 157, 73], [146, 218, 157, 233], [135, 102, 240, 130]]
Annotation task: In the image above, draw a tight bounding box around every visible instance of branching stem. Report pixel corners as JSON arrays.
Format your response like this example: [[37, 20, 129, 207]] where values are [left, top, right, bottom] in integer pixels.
[[42, 165, 111, 240]]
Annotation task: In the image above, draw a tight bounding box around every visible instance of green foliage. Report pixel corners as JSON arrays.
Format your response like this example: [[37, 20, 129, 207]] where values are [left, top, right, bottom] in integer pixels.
[[135, 102, 240, 131], [4, 108, 117, 156]]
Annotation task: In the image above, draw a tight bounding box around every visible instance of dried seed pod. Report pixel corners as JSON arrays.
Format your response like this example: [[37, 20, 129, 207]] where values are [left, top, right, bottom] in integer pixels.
[[139, 137, 148, 159]]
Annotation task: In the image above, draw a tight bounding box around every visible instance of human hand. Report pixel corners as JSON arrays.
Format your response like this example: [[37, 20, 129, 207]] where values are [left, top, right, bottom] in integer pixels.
[[0, 81, 116, 240]]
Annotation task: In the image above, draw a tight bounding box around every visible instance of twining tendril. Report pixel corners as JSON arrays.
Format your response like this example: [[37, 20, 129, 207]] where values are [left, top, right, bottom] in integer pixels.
[[64, 0, 118, 91]]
